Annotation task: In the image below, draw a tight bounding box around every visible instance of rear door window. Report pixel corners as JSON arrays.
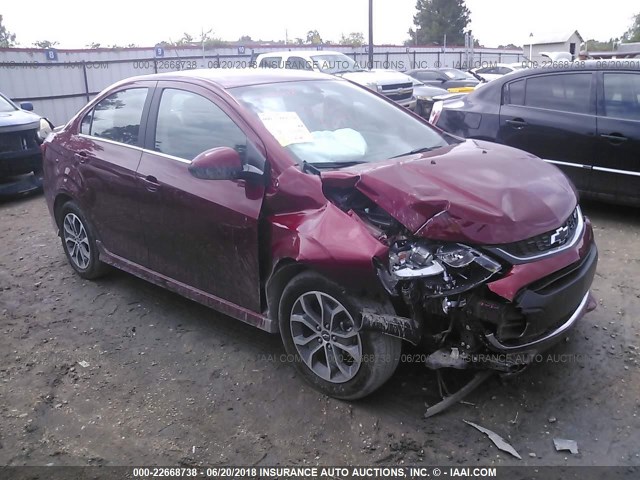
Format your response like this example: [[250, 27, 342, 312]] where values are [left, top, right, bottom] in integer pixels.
[[89, 88, 149, 145], [524, 73, 592, 114], [603, 72, 640, 120]]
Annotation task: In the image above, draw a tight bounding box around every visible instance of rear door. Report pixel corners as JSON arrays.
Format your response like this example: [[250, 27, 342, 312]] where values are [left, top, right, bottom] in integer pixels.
[[136, 82, 266, 311], [498, 72, 596, 192], [76, 83, 154, 265], [594, 71, 640, 203]]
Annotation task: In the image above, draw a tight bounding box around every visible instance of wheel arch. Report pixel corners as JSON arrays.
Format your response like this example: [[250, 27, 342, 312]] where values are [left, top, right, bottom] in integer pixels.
[[265, 259, 310, 332]]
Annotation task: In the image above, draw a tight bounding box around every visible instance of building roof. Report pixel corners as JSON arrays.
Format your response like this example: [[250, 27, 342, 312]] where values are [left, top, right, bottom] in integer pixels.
[[525, 30, 584, 46]]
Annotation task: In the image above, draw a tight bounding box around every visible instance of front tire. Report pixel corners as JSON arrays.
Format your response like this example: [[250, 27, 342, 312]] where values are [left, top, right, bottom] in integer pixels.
[[278, 271, 401, 400], [59, 201, 109, 279]]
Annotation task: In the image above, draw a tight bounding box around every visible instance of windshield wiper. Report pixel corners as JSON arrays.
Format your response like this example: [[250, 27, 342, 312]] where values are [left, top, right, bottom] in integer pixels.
[[302, 160, 321, 175], [390, 146, 440, 159], [306, 161, 366, 169]]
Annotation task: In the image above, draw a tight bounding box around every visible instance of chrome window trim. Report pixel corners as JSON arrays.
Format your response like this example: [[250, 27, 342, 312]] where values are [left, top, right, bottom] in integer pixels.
[[78, 134, 193, 164], [490, 206, 584, 262], [78, 133, 143, 151], [141, 148, 192, 164]]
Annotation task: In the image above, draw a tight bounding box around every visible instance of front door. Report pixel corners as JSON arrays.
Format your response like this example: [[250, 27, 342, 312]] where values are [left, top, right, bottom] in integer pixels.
[[136, 83, 266, 312]]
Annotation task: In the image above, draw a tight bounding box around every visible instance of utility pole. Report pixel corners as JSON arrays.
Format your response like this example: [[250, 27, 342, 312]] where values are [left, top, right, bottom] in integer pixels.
[[368, 0, 374, 69]]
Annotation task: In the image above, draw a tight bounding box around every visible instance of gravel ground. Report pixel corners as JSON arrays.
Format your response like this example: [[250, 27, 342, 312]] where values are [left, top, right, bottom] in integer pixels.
[[0, 193, 639, 467]]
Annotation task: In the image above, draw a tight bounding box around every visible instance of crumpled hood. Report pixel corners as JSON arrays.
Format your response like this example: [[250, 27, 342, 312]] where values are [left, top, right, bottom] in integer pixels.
[[321, 140, 577, 245], [0, 109, 40, 129]]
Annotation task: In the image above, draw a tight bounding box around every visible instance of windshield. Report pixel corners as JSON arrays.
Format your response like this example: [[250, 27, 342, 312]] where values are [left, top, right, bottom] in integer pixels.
[[310, 54, 364, 74], [231, 80, 450, 168], [0, 94, 17, 113], [442, 69, 475, 80]]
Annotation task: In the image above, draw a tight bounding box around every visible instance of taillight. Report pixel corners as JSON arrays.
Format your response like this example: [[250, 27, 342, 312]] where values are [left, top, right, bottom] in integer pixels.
[[428, 101, 444, 125]]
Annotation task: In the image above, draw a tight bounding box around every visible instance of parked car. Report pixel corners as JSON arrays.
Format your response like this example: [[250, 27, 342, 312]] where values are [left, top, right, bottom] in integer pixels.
[[408, 78, 449, 118], [256, 51, 415, 110], [43, 69, 597, 400], [405, 68, 479, 91], [0, 92, 53, 196], [430, 60, 640, 206], [470, 63, 524, 82]]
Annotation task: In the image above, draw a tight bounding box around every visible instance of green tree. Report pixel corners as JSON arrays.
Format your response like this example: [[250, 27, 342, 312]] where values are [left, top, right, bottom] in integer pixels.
[[623, 13, 640, 42], [339, 32, 365, 46], [0, 14, 17, 47], [306, 30, 323, 45], [498, 43, 519, 49], [585, 38, 618, 51], [238, 35, 253, 42], [86, 42, 101, 49], [409, 0, 471, 46], [33, 40, 59, 48]]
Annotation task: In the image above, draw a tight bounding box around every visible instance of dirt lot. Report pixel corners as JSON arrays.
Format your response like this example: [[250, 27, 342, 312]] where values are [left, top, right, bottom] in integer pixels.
[[1, 193, 639, 468]]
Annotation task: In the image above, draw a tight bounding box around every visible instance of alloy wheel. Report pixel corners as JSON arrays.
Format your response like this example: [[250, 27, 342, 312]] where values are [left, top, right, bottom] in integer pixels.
[[290, 291, 362, 383], [63, 213, 90, 270]]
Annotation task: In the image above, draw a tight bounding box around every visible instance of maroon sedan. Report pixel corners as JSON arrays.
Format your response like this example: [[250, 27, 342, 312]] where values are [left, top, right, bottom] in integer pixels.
[[42, 69, 597, 399]]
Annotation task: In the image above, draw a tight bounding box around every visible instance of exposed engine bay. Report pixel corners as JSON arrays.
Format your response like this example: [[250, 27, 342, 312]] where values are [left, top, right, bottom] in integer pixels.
[[325, 186, 591, 375]]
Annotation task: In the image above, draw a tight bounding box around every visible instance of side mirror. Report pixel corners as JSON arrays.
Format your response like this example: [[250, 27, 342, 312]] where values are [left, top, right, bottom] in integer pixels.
[[189, 147, 243, 180], [20, 102, 34, 111]]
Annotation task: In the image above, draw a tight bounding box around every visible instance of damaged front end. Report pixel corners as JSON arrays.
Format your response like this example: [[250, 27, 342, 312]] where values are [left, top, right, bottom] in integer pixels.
[[324, 183, 597, 375]]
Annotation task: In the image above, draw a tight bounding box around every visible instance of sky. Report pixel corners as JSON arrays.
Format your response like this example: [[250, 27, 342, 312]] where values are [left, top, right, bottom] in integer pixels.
[[1, 0, 638, 49]]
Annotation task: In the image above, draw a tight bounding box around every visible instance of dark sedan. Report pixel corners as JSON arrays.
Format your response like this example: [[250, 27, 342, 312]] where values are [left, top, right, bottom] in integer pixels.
[[430, 60, 640, 206], [43, 69, 596, 400], [405, 68, 479, 91], [0, 92, 53, 195]]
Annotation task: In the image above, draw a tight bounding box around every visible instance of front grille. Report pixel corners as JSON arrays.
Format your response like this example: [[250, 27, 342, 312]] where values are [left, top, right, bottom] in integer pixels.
[[0, 129, 38, 154], [380, 82, 413, 91], [498, 208, 580, 259], [380, 83, 413, 102]]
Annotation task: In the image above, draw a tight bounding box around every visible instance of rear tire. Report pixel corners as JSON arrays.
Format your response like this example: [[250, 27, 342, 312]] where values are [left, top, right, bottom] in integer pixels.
[[278, 271, 401, 400], [59, 201, 109, 280]]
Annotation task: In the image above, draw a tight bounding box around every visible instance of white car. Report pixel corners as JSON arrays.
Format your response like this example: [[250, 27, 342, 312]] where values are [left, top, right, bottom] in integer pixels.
[[256, 51, 416, 110], [470, 63, 524, 82]]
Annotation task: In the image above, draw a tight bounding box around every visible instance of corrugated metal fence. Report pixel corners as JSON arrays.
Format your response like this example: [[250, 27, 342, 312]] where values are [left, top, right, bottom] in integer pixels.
[[0, 45, 523, 126]]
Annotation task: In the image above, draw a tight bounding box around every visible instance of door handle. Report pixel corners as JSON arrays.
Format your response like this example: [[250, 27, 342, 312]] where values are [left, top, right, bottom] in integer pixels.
[[74, 151, 89, 163], [600, 133, 628, 144], [141, 175, 160, 192], [506, 118, 527, 129]]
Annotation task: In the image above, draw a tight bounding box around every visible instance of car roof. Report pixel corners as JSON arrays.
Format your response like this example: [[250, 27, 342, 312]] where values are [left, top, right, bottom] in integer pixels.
[[505, 59, 640, 80], [120, 68, 338, 89]]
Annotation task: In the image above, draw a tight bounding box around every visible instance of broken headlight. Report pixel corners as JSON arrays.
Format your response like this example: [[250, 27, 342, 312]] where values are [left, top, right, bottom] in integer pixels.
[[386, 240, 502, 297]]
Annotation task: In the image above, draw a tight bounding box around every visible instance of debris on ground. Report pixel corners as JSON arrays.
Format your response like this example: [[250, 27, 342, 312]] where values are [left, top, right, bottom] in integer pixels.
[[553, 438, 579, 454], [463, 420, 522, 460], [424, 371, 494, 418], [77, 360, 90, 368]]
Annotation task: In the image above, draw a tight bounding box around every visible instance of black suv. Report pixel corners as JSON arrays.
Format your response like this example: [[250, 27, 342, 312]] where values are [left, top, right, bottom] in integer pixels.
[[430, 60, 640, 206], [0, 92, 53, 195]]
